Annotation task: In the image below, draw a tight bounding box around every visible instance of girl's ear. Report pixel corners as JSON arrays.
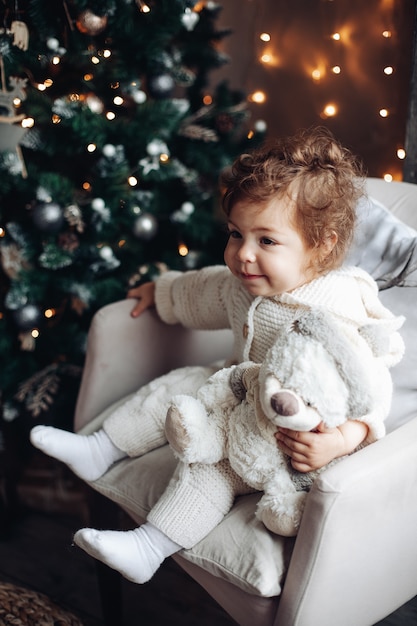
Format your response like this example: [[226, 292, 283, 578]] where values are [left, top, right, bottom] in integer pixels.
[[321, 230, 338, 257]]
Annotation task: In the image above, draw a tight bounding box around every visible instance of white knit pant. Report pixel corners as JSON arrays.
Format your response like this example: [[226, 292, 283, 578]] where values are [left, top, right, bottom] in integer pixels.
[[102, 364, 255, 548]]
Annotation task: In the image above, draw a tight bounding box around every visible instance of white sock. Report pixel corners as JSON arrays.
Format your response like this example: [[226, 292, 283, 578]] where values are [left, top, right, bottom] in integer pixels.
[[73, 522, 181, 584], [30, 426, 126, 481]]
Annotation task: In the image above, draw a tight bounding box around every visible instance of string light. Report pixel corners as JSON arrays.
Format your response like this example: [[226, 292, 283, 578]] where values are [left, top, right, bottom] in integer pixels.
[[178, 243, 189, 256], [383, 66, 394, 75], [321, 103, 338, 118], [87, 143, 97, 152], [137, 0, 151, 12], [332, 65, 341, 74], [397, 148, 406, 159], [260, 33, 271, 42], [379, 108, 389, 117], [22, 117, 34, 128], [128, 176, 138, 186], [249, 91, 266, 104]]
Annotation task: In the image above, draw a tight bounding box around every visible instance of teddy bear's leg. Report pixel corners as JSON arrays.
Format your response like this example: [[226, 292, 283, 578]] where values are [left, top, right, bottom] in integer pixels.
[[256, 489, 307, 537], [165, 395, 226, 464]]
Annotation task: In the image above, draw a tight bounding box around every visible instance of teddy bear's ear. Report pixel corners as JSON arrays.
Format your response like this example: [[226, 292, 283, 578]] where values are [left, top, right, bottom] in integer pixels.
[[229, 362, 260, 400]]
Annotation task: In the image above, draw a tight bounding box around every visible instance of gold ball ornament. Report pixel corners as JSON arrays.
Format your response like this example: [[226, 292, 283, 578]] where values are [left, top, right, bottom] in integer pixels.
[[76, 10, 108, 36]]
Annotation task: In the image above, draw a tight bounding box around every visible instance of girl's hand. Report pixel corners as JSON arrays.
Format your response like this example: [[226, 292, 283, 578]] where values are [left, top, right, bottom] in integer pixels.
[[127, 282, 156, 318], [275, 420, 368, 473]]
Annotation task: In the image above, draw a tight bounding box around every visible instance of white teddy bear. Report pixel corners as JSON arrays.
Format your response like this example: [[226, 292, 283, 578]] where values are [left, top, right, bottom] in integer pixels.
[[165, 308, 388, 537]]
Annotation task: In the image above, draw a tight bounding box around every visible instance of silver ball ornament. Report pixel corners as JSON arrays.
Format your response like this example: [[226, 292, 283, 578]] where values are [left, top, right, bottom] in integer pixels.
[[132, 213, 158, 240], [148, 74, 175, 99], [32, 202, 65, 233], [12, 303, 43, 331]]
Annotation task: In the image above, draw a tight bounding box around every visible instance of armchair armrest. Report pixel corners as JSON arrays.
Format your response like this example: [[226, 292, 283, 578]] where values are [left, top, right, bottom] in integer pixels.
[[276, 415, 417, 626], [74, 300, 233, 431]]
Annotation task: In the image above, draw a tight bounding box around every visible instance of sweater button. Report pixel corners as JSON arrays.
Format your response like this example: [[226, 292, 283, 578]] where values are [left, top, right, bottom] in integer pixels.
[[243, 323, 249, 338]]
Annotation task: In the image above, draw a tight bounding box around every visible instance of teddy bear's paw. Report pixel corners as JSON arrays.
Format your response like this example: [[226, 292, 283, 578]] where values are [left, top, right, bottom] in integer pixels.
[[165, 394, 221, 464], [165, 403, 192, 461], [256, 492, 306, 537]]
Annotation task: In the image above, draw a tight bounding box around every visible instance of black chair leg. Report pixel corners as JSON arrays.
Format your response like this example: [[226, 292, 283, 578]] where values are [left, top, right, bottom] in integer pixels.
[[89, 488, 123, 626]]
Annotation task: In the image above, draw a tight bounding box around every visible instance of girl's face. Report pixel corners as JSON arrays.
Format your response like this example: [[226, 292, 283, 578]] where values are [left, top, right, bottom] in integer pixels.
[[224, 196, 319, 297]]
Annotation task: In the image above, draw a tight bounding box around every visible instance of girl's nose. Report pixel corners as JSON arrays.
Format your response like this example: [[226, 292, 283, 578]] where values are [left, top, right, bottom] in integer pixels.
[[236, 241, 256, 262]]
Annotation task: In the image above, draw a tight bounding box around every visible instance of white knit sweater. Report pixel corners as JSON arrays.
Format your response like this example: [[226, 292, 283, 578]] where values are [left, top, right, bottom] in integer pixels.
[[155, 264, 404, 369]]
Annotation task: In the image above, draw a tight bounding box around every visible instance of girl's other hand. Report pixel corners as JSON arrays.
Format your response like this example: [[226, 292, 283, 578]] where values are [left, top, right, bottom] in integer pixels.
[[127, 282, 156, 318]]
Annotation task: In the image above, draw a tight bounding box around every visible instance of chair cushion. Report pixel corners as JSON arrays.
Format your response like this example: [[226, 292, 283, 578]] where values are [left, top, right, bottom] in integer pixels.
[[346, 195, 417, 288], [81, 405, 291, 597]]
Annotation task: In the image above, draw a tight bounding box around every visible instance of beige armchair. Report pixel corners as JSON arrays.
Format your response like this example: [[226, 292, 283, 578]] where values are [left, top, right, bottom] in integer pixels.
[[74, 178, 417, 626]]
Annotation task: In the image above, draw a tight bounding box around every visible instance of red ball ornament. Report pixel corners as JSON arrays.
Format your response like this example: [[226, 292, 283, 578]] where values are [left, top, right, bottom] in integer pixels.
[[76, 10, 108, 36]]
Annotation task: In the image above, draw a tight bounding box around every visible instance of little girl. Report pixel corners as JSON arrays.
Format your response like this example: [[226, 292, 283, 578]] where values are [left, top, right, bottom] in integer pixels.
[[31, 127, 404, 585]]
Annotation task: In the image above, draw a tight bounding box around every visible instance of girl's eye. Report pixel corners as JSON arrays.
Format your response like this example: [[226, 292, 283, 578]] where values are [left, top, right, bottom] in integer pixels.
[[228, 229, 241, 239], [261, 237, 275, 245]]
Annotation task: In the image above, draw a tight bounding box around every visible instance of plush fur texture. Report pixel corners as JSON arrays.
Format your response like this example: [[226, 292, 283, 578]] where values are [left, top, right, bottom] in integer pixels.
[[165, 308, 388, 537]]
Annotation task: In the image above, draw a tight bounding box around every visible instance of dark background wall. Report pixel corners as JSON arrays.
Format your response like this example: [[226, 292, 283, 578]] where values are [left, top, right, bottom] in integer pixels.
[[212, 0, 415, 179]]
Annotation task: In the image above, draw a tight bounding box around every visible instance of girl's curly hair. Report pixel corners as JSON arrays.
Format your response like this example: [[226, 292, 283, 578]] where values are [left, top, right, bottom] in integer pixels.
[[221, 126, 365, 273]]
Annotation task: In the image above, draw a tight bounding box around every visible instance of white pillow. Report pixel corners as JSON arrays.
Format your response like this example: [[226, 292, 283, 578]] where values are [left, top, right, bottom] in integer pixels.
[[346, 195, 417, 288]]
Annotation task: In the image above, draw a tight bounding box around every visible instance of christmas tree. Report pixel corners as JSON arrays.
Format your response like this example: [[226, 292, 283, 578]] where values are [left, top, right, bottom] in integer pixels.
[[0, 0, 264, 433]]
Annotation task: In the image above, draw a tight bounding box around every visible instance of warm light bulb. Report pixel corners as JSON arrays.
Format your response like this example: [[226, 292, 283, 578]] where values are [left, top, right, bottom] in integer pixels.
[[103, 49, 112, 58], [137, 0, 151, 12], [203, 94, 212, 105], [91, 56, 100, 64], [113, 96, 124, 105], [44, 308, 56, 319], [382, 30, 392, 38], [52, 55, 60, 65], [331, 32, 341, 41], [0, 227, 5, 237], [397, 148, 406, 160], [322, 103, 338, 118], [249, 91, 266, 104], [87, 143, 97, 152], [22, 117, 34, 128], [31, 329, 40, 338], [332, 65, 341, 74], [383, 173, 393, 182], [178, 243, 189, 256], [260, 33, 271, 42], [383, 66, 394, 75], [128, 176, 138, 186], [261, 53, 273, 64], [106, 111, 116, 120], [379, 108, 389, 118], [52, 114, 61, 124], [311, 69, 322, 81], [159, 153, 169, 163]]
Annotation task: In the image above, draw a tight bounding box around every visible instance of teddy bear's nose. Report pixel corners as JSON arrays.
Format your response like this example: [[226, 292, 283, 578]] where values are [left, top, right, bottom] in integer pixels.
[[271, 391, 299, 416]]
